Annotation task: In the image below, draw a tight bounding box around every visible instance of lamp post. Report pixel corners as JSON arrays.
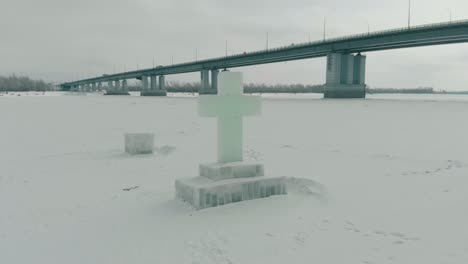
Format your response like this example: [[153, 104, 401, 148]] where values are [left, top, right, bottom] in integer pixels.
[[408, 0, 411, 29], [323, 16, 327, 41]]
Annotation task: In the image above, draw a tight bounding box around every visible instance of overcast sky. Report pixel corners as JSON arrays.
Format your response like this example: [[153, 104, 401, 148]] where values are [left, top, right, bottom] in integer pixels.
[[2, 0, 468, 90]]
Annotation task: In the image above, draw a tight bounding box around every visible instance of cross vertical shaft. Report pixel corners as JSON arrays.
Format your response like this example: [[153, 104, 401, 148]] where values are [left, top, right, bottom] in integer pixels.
[[198, 71, 261, 164], [217, 116, 243, 163]]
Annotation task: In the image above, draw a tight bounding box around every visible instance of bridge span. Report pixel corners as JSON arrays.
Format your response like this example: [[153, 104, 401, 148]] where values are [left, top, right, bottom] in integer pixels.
[[61, 20, 468, 98]]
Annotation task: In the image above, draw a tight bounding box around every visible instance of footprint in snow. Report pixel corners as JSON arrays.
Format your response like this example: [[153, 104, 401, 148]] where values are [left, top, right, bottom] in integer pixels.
[[402, 159, 464, 176], [244, 148, 262, 161], [188, 235, 232, 264], [294, 232, 309, 245], [344, 221, 360, 233]]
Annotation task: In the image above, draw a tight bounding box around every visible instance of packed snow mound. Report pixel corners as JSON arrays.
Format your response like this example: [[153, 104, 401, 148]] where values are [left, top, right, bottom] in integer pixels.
[[155, 145, 176, 156], [286, 177, 329, 199]]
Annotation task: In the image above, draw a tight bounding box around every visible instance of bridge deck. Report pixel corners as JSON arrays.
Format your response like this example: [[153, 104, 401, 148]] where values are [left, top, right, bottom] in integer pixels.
[[62, 20, 468, 88]]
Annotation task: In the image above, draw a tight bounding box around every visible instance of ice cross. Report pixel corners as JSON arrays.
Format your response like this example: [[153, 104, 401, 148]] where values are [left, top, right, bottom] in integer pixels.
[[198, 71, 261, 163]]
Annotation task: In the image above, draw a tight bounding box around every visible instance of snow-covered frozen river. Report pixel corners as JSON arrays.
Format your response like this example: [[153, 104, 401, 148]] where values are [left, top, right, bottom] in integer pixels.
[[1, 92, 467, 264]]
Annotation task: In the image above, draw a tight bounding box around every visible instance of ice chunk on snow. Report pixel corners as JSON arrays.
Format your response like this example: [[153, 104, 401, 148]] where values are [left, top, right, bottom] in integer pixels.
[[124, 133, 154, 155]]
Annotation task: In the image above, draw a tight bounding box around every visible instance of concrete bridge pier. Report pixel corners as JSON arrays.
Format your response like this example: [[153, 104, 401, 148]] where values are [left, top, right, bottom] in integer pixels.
[[323, 53, 366, 98], [159, 75, 165, 90], [105, 79, 130, 95], [200, 69, 217, 94], [150, 76, 157, 90], [211, 69, 219, 92], [140, 76, 149, 90], [141, 75, 167, 96], [97, 82, 102, 91]]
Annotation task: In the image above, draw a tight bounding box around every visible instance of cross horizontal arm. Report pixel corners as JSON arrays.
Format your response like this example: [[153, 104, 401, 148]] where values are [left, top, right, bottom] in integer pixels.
[[198, 95, 261, 118]]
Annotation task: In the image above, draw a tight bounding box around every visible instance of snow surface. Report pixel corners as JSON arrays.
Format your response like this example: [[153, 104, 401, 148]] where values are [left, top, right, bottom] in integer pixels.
[[1, 92, 468, 264]]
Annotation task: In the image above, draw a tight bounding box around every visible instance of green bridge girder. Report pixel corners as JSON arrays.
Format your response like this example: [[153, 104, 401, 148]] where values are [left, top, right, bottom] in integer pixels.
[[62, 19, 468, 89]]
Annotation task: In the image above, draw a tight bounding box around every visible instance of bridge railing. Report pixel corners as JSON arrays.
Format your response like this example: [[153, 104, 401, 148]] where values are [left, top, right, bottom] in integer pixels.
[[226, 19, 468, 58], [164, 19, 468, 69], [64, 19, 468, 86]]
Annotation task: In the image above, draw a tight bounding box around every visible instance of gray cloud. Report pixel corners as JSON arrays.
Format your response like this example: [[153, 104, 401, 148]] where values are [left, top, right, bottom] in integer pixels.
[[1, 0, 468, 90]]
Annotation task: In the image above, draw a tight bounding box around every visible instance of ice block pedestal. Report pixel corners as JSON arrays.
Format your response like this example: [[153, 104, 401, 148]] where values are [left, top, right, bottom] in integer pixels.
[[125, 133, 154, 155], [176, 174, 287, 210], [175, 71, 287, 209]]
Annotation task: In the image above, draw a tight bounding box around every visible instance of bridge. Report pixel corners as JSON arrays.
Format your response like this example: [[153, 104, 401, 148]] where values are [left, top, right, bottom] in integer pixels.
[[61, 19, 468, 98]]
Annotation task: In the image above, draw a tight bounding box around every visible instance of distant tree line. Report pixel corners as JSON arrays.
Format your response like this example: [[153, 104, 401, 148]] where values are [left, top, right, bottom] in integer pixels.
[[0, 75, 53, 92], [438, 90, 468, 95], [2, 75, 453, 95], [244, 83, 324, 93], [127, 82, 325, 93], [128, 82, 203, 93], [367, 87, 434, 94], [125, 82, 446, 94]]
